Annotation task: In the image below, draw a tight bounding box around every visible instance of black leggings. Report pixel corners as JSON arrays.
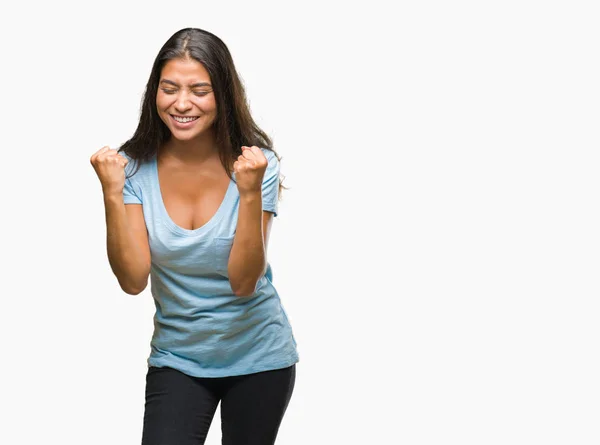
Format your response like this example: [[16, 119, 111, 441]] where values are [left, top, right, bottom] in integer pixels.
[[141, 364, 296, 445]]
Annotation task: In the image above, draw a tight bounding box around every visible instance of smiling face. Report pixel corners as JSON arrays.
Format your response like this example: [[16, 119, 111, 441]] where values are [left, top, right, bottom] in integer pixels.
[[156, 57, 217, 142]]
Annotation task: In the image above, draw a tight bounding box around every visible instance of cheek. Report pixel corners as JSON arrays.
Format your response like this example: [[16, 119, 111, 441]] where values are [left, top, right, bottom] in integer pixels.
[[156, 95, 170, 112], [196, 97, 217, 114]]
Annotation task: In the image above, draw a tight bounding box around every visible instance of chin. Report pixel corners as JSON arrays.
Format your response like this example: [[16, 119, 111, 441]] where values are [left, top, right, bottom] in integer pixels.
[[169, 131, 201, 142]]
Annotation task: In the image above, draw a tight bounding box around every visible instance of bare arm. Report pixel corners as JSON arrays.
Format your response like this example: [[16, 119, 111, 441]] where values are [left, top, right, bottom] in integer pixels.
[[104, 196, 151, 295], [227, 193, 273, 297]]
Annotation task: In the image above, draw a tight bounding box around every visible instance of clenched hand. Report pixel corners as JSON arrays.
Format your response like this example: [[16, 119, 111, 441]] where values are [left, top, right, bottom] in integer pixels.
[[90, 146, 129, 198], [233, 146, 268, 197]]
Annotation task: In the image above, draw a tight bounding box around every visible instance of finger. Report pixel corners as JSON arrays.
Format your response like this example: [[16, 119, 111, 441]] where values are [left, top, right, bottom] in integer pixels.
[[100, 155, 123, 169], [98, 149, 118, 162], [239, 156, 255, 170], [239, 155, 255, 168], [241, 149, 256, 161], [249, 146, 267, 165], [90, 145, 111, 163], [111, 155, 125, 165], [248, 146, 263, 157]]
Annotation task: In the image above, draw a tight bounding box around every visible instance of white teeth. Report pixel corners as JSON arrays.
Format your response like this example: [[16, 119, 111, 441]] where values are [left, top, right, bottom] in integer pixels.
[[173, 116, 198, 123]]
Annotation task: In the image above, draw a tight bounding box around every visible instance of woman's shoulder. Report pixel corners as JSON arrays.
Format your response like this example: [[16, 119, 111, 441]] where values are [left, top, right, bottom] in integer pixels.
[[259, 147, 279, 169], [120, 150, 155, 183], [259, 147, 277, 159]]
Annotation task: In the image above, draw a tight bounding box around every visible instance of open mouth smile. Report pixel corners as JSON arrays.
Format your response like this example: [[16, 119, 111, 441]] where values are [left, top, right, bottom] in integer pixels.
[[170, 114, 200, 128]]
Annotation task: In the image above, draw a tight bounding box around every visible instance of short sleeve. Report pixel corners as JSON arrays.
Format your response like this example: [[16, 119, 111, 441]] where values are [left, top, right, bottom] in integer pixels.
[[261, 149, 280, 216], [121, 153, 143, 204]]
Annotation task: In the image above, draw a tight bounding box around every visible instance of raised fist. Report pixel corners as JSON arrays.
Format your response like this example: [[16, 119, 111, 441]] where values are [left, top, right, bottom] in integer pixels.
[[90, 146, 129, 197], [233, 146, 268, 196]]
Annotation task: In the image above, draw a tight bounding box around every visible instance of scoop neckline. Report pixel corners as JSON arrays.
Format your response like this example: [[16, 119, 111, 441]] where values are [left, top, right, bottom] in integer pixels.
[[153, 156, 236, 237]]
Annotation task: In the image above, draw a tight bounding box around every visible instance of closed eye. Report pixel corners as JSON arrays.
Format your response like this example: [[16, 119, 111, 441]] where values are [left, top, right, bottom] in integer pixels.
[[160, 88, 209, 97]]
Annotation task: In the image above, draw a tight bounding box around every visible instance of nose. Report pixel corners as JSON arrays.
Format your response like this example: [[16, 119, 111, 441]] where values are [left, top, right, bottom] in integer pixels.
[[174, 92, 192, 113]]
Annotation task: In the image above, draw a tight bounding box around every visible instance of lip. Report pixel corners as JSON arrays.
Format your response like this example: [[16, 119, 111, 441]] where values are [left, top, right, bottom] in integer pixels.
[[169, 114, 200, 129]]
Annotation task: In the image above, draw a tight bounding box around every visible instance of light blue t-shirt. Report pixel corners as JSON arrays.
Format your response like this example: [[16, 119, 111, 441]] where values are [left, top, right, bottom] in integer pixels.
[[121, 148, 299, 377]]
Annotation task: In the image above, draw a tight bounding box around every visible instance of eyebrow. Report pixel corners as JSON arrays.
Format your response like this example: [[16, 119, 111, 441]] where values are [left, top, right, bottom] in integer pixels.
[[160, 79, 212, 88]]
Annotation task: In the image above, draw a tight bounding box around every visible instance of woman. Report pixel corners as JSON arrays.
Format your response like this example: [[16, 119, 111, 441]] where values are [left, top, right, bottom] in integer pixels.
[[90, 28, 299, 445]]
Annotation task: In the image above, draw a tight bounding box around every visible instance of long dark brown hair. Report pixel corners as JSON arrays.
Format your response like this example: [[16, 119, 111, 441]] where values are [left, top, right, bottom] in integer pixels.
[[118, 28, 285, 196]]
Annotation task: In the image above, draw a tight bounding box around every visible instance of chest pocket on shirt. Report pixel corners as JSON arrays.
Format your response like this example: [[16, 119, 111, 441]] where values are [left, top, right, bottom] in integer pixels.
[[214, 235, 235, 276]]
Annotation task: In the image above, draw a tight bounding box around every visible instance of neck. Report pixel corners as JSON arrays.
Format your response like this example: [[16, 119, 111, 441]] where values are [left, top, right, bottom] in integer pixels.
[[161, 130, 219, 165]]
